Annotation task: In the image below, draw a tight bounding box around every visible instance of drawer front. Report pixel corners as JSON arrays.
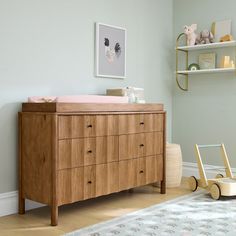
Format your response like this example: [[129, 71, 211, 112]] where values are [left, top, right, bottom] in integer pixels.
[[137, 157, 146, 186], [107, 162, 119, 193], [146, 155, 163, 183], [57, 168, 84, 205], [96, 164, 107, 197], [119, 159, 137, 190], [136, 155, 164, 186], [119, 114, 163, 134], [58, 115, 118, 139], [95, 162, 119, 196], [57, 156, 163, 205], [84, 165, 96, 200], [119, 132, 163, 160], [58, 136, 119, 169]]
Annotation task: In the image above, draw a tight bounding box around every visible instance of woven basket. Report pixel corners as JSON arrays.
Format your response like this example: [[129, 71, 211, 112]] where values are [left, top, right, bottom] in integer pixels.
[[154, 143, 182, 188]]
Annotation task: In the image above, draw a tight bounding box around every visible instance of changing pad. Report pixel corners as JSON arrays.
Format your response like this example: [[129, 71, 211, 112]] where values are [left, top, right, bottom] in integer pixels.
[[28, 95, 129, 103]]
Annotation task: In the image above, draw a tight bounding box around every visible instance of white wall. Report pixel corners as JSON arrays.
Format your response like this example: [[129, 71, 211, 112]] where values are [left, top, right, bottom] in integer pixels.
[[0, 0, 173, 193]]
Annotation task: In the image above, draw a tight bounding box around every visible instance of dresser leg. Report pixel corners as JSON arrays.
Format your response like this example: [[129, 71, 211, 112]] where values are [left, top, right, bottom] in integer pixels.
[[51, 205, 58, 226], [19, 197, 25, 214], [160, 180, 166, 194]]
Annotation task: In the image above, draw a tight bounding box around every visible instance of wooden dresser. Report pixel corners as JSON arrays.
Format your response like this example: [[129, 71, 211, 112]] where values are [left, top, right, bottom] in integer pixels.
[[18, 103, 166, 226]]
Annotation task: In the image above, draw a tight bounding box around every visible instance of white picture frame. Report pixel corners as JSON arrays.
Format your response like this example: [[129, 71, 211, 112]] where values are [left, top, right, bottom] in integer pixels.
[[95, 22, 126, 79]]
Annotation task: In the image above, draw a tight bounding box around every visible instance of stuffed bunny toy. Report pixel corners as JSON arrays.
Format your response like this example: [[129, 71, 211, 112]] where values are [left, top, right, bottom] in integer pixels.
[[183, 24, 197, 46], [196, 29, 214, 44]]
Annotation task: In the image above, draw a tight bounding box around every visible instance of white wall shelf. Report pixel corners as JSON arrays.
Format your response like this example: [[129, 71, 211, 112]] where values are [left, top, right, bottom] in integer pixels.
[[177, 41, 236, 52], [176, 33, 236, 91], [177, 68, 236, 75]]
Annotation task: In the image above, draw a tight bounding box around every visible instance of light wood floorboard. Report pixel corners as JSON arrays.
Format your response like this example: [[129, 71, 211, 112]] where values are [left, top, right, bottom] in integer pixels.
[[0, 178, 191, 236]]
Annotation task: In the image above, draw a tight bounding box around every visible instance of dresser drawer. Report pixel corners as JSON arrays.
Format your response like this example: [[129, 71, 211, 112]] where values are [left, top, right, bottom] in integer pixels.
[[119, 132, 163, 160], [84, 165, 96, 200], [137, 157, 146, 186], [119, 159, 137, 190], [58, 115, 118, 139], [58, 136, 119, 169], [96, 162, 119, 196], [119, 114, 164, 134], [146, 155, 163, 183], [136, 155, 164, 187], [58, 167, 84, 205]]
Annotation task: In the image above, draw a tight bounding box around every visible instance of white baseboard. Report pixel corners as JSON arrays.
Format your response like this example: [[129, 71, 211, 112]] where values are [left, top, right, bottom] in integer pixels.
[[183, 161, 236, 178], [0, 162, 235, 217], [0, 191, 45, 217]]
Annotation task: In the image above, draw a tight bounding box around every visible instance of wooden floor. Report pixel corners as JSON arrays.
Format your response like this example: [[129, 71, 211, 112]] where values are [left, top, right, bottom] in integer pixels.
[[0, 179, 191, 236]]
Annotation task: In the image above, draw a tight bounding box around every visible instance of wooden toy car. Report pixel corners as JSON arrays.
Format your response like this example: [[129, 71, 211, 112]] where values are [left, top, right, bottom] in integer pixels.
[[189, 144, 236, 200]]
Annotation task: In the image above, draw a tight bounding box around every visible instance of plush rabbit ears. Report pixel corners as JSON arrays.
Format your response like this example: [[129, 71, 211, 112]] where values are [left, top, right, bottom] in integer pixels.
[[183, 24, 197, 30]]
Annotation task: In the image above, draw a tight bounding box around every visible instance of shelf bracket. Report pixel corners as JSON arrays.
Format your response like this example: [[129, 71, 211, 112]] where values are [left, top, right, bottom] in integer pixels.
[[176, 33, 188, 91]]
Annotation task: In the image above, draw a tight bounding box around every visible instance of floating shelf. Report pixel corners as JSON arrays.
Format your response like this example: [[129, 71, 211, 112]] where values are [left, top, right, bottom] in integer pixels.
[[177, 68, 236, 75], [176, 41, 236, 52], [175, 33, 236, 91]]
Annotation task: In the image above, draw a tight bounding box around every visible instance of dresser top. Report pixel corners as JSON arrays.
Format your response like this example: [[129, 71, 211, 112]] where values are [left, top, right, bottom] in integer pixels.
[[21, 103, 164, 113]]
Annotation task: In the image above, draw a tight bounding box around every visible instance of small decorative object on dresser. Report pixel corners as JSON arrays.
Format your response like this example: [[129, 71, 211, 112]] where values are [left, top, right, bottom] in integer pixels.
[[106, 87, 145, 104], [183, 24, 197, 46], [18, 102, 166, 226], [199, 53, 216, 69]]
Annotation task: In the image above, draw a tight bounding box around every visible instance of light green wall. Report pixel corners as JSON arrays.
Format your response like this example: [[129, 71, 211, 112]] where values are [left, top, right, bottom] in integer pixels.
[[0, 0, 173, 193], [173, 0, 236, 166]]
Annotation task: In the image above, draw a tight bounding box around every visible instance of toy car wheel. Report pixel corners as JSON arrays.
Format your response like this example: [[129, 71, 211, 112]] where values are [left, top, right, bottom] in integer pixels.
[[215, 173, 224, 179], [189, 176, 198, 192], [210, 183, 221, 200]]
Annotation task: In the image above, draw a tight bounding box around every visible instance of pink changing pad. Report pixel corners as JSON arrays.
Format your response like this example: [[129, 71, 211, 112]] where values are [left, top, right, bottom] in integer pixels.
[[28, 95, 129, 103]]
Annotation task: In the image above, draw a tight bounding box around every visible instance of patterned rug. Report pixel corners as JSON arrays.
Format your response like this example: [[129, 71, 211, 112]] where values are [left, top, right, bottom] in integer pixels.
[[65, 191, 236, 236]]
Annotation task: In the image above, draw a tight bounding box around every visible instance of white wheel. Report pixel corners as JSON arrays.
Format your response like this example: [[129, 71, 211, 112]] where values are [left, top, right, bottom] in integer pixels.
[[215, 173, 224, 179], [188, 176, 198, 192], [210, 183, 221, 200]]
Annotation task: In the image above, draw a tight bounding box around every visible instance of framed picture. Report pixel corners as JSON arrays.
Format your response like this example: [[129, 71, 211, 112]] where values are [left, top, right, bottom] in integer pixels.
[[199, 53, 216, 70], [211, 20, 231, 42], [95, 23, 126, 79]]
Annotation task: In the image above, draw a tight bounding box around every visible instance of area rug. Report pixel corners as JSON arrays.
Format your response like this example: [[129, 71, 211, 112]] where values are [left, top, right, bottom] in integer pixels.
[[65, 191, 236, 236]]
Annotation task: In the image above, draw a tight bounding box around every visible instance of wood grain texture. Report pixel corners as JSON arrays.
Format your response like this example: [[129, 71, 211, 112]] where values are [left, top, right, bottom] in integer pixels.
[[107, 162, 119, 193], [22, 103, 164, 113], [18, 113, 25, 214], [58, 136, 119, 169], [58, 115, 118, 139], [119, 159, 137, 190], [57, 168, 84, 205], [137, 158, 146, 186], [119, 132, 163, 160], [21, 114, 52, 205], [119, 114, 164, 134], [57, 169, 73, 205], [84, 165, 96, 200], [96, 164, 108, 197], [19, 103, 166, 226], [146, 156, 158, 183], [161, 112, 166, 194], [51, 114, 58, 226]]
